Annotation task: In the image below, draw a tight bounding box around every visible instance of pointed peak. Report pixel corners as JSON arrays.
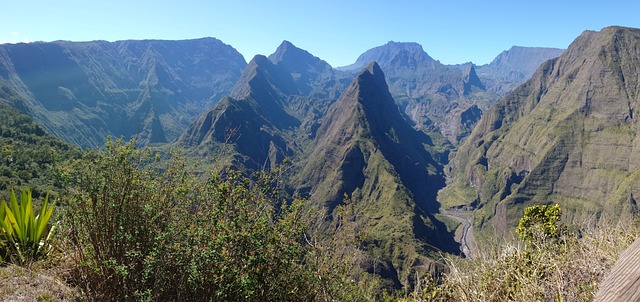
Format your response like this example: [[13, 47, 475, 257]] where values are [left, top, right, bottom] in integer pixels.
[[247, 54, 271, 66], [333, 61, 393, 111], [463, 64, 485, 94], [279, 40, 295, 49], [241, 55, 275, 75], [268, 40, 305, 62], [464, 64, 477, 74], [270, 40, 297, 57], [230, 54, 283, 99], [268, 40, 327, 66], [356, 61, 388, 90], [363, 61, 383, 76]]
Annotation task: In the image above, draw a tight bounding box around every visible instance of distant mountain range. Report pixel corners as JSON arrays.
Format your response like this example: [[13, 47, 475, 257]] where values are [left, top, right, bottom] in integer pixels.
[[338, 41, 563, 143], [0, 37, 562, 148], [476, 46, 565, 95], [0, 38, 246, 147]]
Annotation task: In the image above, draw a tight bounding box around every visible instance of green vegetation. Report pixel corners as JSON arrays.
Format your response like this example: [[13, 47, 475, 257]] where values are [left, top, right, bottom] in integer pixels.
[[442, 27, 640, 241], [515, 204, 563, 244], [61, 139, 378, 301], [403, 206, 640, 302], [0, 135, 637, 301], [0, 102, 80, 198], [0, 188, 56, 264]]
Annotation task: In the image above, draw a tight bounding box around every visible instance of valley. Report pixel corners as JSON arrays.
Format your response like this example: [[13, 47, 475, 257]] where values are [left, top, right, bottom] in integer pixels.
[[440, 209, 475, 259]]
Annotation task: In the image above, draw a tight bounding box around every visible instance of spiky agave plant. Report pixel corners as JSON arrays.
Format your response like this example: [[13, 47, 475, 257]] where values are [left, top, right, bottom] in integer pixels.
[[0, 188, 56, 264]]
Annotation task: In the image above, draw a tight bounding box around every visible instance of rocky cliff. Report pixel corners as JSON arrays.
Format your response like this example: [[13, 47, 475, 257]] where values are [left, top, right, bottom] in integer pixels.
[[440, 26, 640, 238]]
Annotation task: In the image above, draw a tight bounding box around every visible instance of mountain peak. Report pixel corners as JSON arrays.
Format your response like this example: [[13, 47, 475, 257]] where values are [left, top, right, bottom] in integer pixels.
[[339, 41, 434, 71], [476, 45, 564, 85], [359, 61, 387, 88], [267, 40, 331, 68], [337, 61, 393, 113], [267, 40, 299, 63], [266, 40, 333, 95], [383, 41, 425, 53], [230, 54, 280, 100], [364, 60, 382, 73], [462, 64, 485, 94]]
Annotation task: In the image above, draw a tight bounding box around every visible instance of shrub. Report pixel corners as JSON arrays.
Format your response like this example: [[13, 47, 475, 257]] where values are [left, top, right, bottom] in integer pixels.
[[406, 207, 639, 301], [63, 139, 320, 301], [0, 187, 56, 264], [515, 204, 563, 244]]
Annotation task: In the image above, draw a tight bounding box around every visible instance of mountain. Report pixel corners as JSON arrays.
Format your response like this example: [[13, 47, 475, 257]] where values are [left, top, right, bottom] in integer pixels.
[[297, 62, 456, 288], [299, 61, 444, 211], [339, 42, 567, 144], [476, 46, 565, 95], [339, 41, 468, 99], [338, 41, 436, 71], [439, 26, 640, 238], [267, 40, 336, 96], [339, 41, 496, 144], [177, 41, 458, 287], [0, 38, 246, 147], [176, 55, 299, 170], [176, 41, 351, 170]]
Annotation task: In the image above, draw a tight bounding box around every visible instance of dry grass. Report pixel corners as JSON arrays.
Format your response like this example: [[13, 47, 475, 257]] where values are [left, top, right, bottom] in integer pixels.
[[405, 219, 640, 301], [0, 244, 81, 302]]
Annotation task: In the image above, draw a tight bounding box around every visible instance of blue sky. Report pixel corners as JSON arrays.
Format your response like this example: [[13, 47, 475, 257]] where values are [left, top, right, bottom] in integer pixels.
[[2, 1, 639, 66]]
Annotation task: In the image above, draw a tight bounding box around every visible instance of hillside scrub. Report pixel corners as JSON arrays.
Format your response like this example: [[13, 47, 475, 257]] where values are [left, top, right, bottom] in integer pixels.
[[405, 214, 639, 301], [60, 139, 379, 301], [1, 138, 638, 301], [0, 102, 80, 199]]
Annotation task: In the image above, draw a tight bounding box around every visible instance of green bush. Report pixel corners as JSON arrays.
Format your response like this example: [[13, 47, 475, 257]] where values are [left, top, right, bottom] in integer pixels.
[[63, 139, 323, 301], [515, 204, 563, 244], [0, 187, 56, 264]]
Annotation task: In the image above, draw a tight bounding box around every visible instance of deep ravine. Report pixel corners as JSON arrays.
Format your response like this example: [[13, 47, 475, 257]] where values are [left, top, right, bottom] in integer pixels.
[[441, 210, 476, 259]]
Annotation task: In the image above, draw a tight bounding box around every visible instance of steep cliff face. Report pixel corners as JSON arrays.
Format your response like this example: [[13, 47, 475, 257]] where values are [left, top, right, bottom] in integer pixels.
[[440, 26, 640, 237], [476, 46, 565, 96], [0, 38, 246, 147]]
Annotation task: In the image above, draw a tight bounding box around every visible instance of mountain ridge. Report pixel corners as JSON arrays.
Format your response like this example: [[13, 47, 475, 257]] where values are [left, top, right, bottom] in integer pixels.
[[176, 41, 353, 170], [439, 26, 640, 238], [335, 40, 563, 144], [0, 37, 247, 147]]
